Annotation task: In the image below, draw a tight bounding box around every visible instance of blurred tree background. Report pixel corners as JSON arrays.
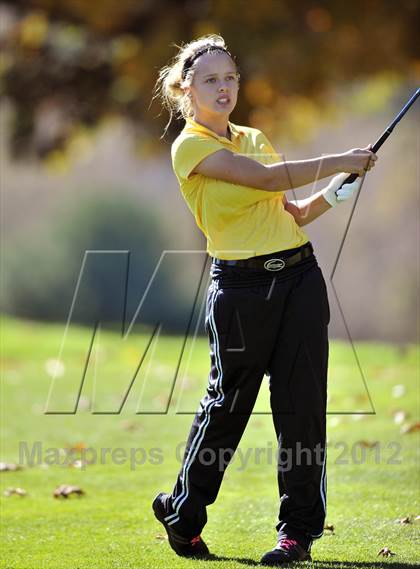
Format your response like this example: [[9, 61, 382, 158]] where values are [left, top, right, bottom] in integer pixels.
[[0, 0, 419, 339], [1, 0, 419, 157]]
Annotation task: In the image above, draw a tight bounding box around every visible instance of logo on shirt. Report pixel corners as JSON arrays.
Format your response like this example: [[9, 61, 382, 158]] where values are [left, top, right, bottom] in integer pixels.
[[264, 258, 286, 271]]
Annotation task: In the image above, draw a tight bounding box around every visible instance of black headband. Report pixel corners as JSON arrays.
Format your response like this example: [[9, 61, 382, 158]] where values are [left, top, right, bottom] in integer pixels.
[[181, 45, 233, 80]]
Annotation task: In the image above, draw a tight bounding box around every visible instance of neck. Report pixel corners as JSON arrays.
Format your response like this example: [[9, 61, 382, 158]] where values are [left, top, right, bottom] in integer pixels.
[[192, 112, 231, 140]]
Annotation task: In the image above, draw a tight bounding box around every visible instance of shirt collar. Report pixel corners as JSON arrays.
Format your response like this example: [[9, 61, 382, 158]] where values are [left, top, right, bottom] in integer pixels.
[[185, 117, 244, 144]]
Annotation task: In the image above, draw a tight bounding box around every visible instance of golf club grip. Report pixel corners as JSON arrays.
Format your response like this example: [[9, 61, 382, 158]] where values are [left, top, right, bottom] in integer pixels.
[[337, 135, 384, 188], [339, 172, 358, 186], [336, 130, 392, 190]]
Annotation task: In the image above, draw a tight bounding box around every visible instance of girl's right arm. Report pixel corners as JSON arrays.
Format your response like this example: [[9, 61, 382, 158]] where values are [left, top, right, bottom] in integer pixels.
[[193, 146, 377, 192]]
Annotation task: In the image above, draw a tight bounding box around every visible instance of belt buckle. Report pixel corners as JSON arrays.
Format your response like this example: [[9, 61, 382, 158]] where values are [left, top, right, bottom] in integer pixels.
[[263, 258, 286, 271]]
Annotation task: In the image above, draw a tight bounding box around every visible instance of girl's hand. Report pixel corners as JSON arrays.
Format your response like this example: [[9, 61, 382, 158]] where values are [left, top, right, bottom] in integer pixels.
[[338, 145, 377, 175], [322, 173, 361, 207]]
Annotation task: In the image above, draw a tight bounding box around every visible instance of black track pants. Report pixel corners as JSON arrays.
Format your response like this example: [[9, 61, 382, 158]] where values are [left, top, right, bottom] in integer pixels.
[[166, 248, 329, 544]]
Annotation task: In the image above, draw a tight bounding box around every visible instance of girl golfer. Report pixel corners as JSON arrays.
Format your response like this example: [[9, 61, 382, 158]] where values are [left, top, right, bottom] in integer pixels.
[[152, 35, 376, 565]]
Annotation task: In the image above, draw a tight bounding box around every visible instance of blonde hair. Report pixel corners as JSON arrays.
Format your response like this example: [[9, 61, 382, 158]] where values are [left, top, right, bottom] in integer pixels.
[[153, 34, 238, 137]]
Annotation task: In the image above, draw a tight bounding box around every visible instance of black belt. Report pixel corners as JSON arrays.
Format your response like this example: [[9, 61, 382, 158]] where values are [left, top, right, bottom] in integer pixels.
[[212, 242, 314, 272]]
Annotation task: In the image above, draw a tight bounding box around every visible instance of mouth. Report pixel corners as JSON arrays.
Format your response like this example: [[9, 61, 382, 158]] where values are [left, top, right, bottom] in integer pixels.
[[216, 96, 231, 105]]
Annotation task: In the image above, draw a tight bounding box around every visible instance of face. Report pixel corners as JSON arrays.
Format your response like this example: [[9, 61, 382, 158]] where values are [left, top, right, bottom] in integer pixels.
[[184, 51, 239, 119]]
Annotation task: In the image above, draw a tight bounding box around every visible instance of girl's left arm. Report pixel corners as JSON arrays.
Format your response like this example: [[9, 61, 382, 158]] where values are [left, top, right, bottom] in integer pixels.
[[283, 192, 331, 227], [283, 172, 363, 226]]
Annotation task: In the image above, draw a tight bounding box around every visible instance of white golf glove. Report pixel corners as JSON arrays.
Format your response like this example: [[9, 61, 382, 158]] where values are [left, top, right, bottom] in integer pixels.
[[322, 172, 362, 207]]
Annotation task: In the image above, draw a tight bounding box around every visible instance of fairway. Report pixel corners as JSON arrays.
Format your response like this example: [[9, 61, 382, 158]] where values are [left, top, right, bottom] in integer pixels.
[[1, 316, 419, 569]]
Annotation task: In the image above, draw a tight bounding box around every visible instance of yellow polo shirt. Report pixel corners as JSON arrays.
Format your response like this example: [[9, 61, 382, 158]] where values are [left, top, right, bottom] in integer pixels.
[[171, 117, 309, 260]]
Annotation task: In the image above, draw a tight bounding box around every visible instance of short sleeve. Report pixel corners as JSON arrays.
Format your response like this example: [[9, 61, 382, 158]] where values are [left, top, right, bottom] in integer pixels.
[[257, 132, 283, 165], [171, 135, 224, 181]]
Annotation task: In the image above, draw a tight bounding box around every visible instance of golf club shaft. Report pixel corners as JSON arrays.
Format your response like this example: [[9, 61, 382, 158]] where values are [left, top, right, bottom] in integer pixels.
[[336, 87, 420, 188]]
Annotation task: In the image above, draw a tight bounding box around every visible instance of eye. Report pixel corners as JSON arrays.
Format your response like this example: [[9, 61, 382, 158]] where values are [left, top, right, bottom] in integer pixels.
[[205, 77, 216, 83], [226, 75, 236, 81]]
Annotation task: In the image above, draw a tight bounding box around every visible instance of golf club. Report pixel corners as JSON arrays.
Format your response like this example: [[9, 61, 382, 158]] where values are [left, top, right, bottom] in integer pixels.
[[336, 87, 420, 194]]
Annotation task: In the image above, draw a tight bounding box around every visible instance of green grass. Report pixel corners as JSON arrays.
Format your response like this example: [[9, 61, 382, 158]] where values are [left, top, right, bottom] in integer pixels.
[[1, 315, 419, 568]]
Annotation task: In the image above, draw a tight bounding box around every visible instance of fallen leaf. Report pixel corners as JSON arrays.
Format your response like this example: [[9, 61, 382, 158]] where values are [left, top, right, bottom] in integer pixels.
[[68, 460, 86, 469], [53, 485, 85, 499], [328, 417, 341, 428], [392, 385, 405, 398], [78, 396, 91, 411], [120, 420, 142, 433], [356, 440, 379, 448], [324, 523, 335, 533], [393, 410, 408, 425], [155, 534, 168, 541], [396, 517, 411, 524], [45, 358, 65, 378], [377, 547, 396, 557], [355, 393, 369, 403], [67, 442, 87, 452], [4, 487, 27, 497], [351, 415, 365, 422], [400, 422, 420, 435], [0, 462, 22, 472]]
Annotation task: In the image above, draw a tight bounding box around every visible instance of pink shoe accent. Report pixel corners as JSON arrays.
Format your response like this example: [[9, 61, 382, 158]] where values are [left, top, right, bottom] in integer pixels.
[[277, 538, 299, 550]]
